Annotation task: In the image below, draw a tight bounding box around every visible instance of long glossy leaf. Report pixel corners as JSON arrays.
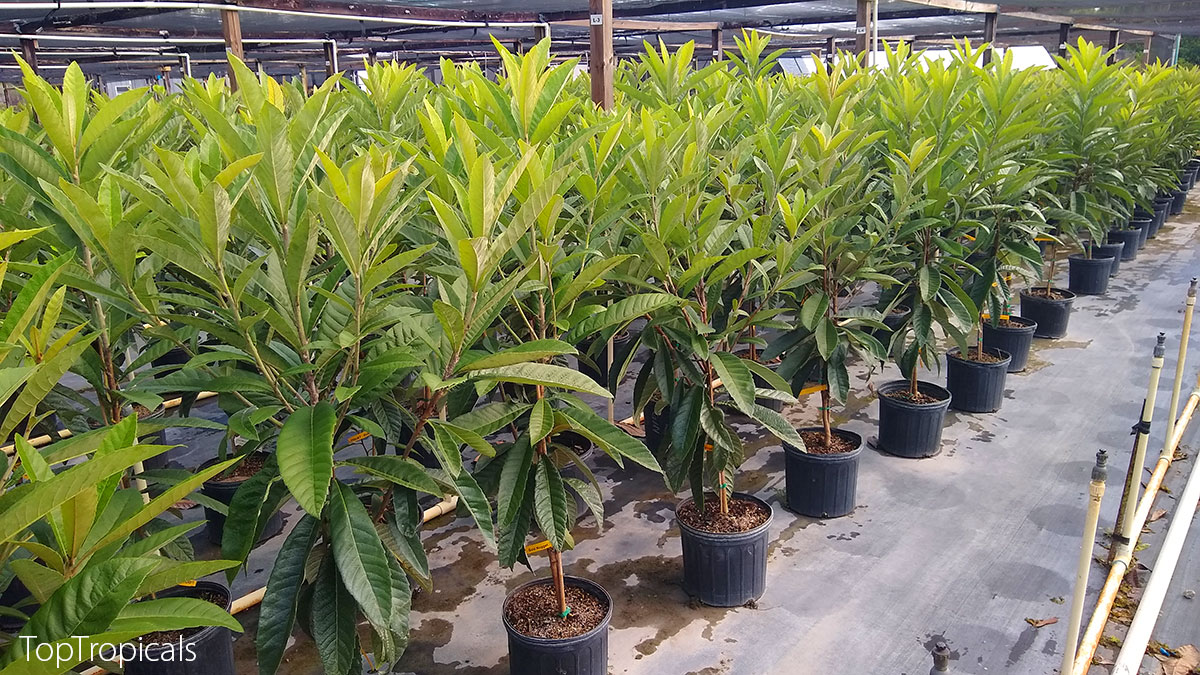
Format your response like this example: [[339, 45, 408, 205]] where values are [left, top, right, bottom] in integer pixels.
[[257, 515, 319, 675], [277, 402, 337, 517], [328, 480, 392, 630], [470, 363, 612, 399]]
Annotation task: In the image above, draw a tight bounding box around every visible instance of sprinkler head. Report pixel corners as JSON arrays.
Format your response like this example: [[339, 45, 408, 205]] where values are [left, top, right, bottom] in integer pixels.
[[1093, 449, 1108, 482], [932, 641, 951, 672], [1155, 332, 1166, 357]]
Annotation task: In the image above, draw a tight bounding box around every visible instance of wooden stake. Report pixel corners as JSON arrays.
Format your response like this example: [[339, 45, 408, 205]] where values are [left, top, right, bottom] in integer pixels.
[[718, 470, 729, 514], [588, 0, 614, 110], [221, 8, 243, 90]]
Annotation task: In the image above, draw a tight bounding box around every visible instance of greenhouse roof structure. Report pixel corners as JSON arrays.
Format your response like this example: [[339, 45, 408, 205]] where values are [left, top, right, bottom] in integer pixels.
[[0, 1, 1193, 83]]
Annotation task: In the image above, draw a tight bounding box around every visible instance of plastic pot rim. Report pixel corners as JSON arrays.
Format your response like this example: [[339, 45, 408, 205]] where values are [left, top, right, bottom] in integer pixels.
[[1020, 288, 1077, 303], [875, 379, 952, 409], [947, 346, 1012, 369], [983, 315, 1037, 333], [675, 491, 774, 544], [783, 427, 864, 461], [501, 575, 613, 646]]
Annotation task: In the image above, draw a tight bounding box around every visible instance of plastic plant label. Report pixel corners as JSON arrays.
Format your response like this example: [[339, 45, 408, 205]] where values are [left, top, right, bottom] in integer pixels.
[[178, 580, 197, 587], [347, 430, 370, 443], [524, 540, 553, 555]]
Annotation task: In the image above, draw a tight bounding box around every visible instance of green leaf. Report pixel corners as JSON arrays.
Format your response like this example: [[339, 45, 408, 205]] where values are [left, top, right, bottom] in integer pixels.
[[9, 557, 158, 664], [277, 402, 337, 517], [111, 596, 241, 634], [496, 436, 534, 528], [815, 317, 838, 361], [711, 352, 756, 415], [452, 470, 496, 551], [328, 481, 392, 631], [533, 455, 569, 551], [0, 444, 168, 543], [257, 515, 319, 675], [558, 402, 662, 472], [457, 339, 577, 372], [564, 293, 680, 343], [136, 560, 240, 597], [341, 456, 442, 496], [220, 454, 283, 570], [450, 401, 531, 436], [529, 399, 554, 445], [311, 557, 359, 675], [470, 363, 613, 399], [800, 293, 828, 331], [746, 403, 807, 450]]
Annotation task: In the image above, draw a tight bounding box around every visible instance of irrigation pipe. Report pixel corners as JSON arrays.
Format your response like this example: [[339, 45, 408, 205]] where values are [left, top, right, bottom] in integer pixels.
[[1071, 372, 1200, 674], [1, 3, 552, 33], [1162, 278, 1197, 456], [76, 494, 459, 675], [1061, 450, 1107, 675], [1114, 333, 1166, 550], [1111, 439, 1200, 674], [0, 391, 218, 456]]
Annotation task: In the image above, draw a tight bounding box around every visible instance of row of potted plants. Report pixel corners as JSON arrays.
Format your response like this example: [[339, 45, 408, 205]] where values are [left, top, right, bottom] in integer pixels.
[[1, 33, 1198, 675]]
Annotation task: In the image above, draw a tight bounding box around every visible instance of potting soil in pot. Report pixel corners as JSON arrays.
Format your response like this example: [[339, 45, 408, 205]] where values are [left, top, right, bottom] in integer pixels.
[[884, 388, 942, 404], [953, 347, 1005, 364], [504, 584, 609, 639], [676, 496, 769, 534], [211, 453, 268, 482], [1027, 288, 1071, 300], [798, 429, 856, 454]]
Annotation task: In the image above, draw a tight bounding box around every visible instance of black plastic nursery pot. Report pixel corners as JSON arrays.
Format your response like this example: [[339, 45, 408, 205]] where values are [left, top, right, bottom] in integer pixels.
[[1067, 254, 1113, 296], [1151, 199, 1170, 237], [1171, 189, 1187, 216], [981, 317, 1037, 373], [199, 453, 285, 546], [503, 576, 612, 675], [1020, 288, 1076, 339], [1107, 228, 1140, 261], [784, 429, 862, 518], [642, 403, 670, 454], [1092, 242, 1124, 276], [1132, 217, 1152, 249], [676, 492, 773, 607], [123, 581, 235, 675], [577, 332, 634, 389], [946, 347, 1012, 414], [876, 380, 952, 458]]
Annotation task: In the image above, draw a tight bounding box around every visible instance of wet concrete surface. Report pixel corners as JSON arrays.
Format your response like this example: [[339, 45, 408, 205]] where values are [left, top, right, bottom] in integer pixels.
[[163, 198, 1200, 674]]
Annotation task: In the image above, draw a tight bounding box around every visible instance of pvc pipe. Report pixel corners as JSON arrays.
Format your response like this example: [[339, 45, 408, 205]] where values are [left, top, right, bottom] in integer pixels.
[[1061, 450, 1108, 675], [1, 391, 218, 456], [1161, 278, 1197, 455], [1072, 383, 1200, 674], [0, 3, 551, 32], [1117, 333, 1165, 545], [1112, 439, 1200, 674]]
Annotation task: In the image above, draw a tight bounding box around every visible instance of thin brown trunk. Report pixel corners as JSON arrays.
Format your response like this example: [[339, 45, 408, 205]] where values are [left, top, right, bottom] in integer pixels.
[[820, 387, 833, 448], [548, 547, 568, 616], [1046, 244, 1057, 294]]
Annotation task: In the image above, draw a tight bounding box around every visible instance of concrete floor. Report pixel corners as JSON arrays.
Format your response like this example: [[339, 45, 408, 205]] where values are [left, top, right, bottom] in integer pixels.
[[181, 198, 1200, 675]]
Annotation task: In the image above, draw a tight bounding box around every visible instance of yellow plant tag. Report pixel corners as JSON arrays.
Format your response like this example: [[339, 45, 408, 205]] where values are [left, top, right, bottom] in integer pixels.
[[347, 431, 371, 443], [524, 540, 553, 555], [179, 580, 197, 587]]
